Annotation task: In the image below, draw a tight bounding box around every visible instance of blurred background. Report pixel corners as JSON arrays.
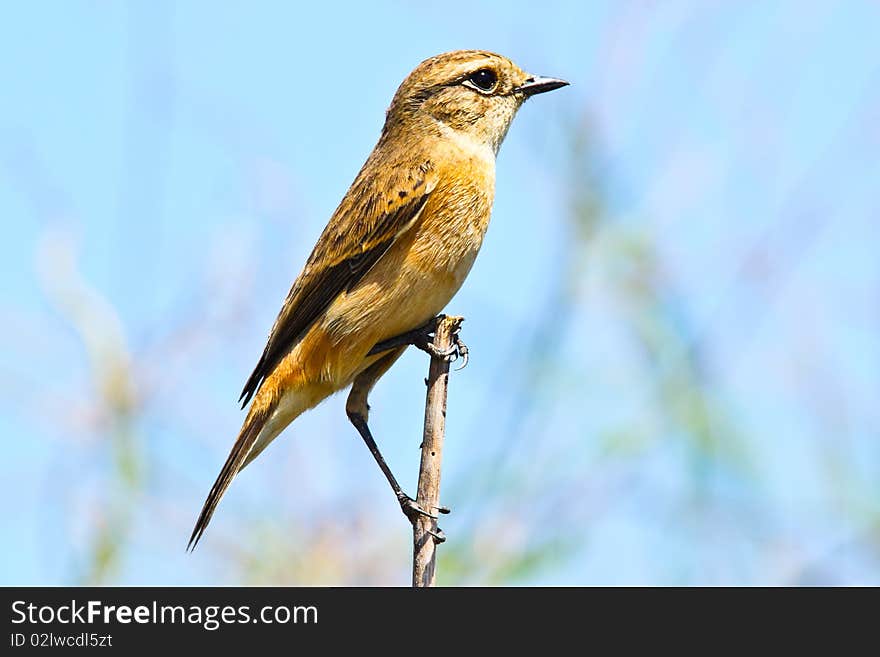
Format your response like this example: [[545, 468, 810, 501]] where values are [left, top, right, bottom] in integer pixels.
[[2, 1, 879, 585]]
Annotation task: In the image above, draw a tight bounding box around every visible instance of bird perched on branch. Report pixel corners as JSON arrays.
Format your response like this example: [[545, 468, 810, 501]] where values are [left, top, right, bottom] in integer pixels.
[[189, 50, 567, 549]]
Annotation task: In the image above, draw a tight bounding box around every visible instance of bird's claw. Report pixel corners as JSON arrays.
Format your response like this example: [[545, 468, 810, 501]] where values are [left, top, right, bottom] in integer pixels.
[[398, 496, 448, 541], [398, 494, 438, 522], [417, 340, 456, 360], [413, 320, 468, 369], [370, 315, 468, 369], [452, 331, 469, 370]]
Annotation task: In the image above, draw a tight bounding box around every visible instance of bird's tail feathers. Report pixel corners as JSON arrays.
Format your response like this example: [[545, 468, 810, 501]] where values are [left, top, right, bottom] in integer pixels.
[[187, 404, 273, 551]]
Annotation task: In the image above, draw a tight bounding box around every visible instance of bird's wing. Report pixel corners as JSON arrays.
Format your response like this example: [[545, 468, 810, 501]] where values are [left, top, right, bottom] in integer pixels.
[[238, 158, 437, 407]]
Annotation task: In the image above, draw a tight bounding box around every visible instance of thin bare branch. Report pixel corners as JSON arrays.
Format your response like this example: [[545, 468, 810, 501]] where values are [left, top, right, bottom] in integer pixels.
[[412, 315, 462, 587]]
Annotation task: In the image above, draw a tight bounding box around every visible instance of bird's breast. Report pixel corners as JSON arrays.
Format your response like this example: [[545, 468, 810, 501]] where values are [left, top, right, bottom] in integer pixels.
[[411, 155, 495, 276], [320, 153, 495, 371]]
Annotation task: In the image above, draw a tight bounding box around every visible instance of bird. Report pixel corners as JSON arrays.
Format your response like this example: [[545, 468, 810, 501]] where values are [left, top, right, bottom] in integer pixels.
[[188, 50, 568, 550]]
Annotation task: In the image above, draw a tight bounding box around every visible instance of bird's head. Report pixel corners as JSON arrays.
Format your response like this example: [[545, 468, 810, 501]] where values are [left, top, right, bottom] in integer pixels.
[[383, 50, 568, 156]]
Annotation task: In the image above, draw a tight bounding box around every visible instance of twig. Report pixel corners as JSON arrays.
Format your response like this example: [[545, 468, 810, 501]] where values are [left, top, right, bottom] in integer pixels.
[[412, 315, 462, 587]]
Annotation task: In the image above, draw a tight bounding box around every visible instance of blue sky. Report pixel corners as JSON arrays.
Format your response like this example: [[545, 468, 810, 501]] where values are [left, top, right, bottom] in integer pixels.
[[2, 1, 879, 584]]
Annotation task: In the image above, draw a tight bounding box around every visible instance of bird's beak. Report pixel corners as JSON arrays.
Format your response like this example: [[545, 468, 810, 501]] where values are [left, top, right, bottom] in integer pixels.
[[516, 75, 569, 96]]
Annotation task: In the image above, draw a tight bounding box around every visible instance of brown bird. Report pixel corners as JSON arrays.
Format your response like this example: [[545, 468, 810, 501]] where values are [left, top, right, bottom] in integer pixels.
[[189, 50, 567, 549]]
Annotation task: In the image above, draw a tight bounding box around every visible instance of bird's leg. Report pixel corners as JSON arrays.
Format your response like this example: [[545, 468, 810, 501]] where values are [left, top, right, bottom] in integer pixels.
[[369, 314, 468, 368], [346, 347, 440, 524], [347, 412, 437, 523]]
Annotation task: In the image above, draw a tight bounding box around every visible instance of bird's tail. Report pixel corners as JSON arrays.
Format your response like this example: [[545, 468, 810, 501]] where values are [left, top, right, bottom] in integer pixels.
[[187, 403, 274, 551]]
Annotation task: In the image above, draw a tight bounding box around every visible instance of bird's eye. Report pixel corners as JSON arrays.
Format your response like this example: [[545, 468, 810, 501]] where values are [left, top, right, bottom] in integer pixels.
[[465, 68, 498, 92]]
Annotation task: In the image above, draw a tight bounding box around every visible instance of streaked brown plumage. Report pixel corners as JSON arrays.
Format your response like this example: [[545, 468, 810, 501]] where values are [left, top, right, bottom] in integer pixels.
[[189, 50, 567, 549]]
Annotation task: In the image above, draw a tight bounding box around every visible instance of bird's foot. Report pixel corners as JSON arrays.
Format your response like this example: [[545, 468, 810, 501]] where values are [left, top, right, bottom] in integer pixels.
[[368, 315, 468, 368], [427, 528, 447, 544], [410, 316, 468, 368], [397, 494, 449, 543], [451, 330, 469, 370], [397, 492, 437, 523]]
